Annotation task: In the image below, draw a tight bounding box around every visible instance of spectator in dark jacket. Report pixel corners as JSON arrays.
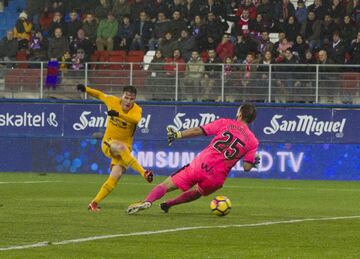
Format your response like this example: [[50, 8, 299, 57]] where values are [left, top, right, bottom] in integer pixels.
[[95, 0, 111, 21], [234, 34, 250, 63], [159, 31, 178, 58], [301, 11, 322, 50], [149, 12, 170, 50], [204, 11, 226, 45], [168, 0, 188, 19], [203, 48, 222, 101], [257, 0, 276, 23], [341, 15, 357, 46], [184, 0, 201, 21], [249, 14, 267, 33], [130, 0, 146, 22], [177, 29, 197, 62], [190, 15, 206, 48], [201, 0, 226, 18], [112, 0, 131, 22], [328, 0, 345, 23], [307, 0, 327, 20], [131, 11, 153, 50], [168, 10, 187, 40], [0, 30, 18, 61], [348, 31, 360, 64], [115, 15, 135, 51], [284, 16, 300, 43], [274, 0, 296, 25], [320, 14, 338, 44], [292, 34, 309, 60], [327, 31, 346, 64], [82, 13, 98, 44], [48, 11, 67, 37], [48, 27, 69, 60], [67, 10, 82, 39], [147, 0, 170, 21], [69, 28, 94, 57]]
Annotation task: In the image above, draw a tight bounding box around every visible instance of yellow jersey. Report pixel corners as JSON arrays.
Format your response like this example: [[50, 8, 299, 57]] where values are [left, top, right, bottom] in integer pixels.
[[86, 87, 142, 149]]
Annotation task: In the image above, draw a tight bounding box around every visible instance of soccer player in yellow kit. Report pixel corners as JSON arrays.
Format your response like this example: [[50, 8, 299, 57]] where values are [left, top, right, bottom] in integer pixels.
[[77, 84, 154, 212]]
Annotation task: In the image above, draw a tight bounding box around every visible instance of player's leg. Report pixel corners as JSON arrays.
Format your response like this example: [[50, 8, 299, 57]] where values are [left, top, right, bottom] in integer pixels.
[[126, 176, 178, 214], [127, 164, 195, 215], [145, 176, 178, 203], [161, 174, 224, 213], [109, 140, 153, 183], [160, 188, 201, 213], [88, 164, 124, 212]]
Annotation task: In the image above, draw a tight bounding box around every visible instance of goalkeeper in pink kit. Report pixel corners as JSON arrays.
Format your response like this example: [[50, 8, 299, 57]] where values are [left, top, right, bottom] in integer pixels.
[[127, 103, 259, 214]]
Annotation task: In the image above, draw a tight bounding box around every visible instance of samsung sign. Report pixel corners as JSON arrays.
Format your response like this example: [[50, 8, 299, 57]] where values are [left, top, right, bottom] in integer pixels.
[[0, 103, 359, 143]]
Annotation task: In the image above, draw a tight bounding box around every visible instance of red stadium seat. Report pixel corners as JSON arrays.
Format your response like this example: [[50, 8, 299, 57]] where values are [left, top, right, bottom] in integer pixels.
[[4, 69, 41, 90], [108, 50, 127, 58], [108, 55, 126, 69], [127, 56, 143, 70], [128, 50, 144, 58]]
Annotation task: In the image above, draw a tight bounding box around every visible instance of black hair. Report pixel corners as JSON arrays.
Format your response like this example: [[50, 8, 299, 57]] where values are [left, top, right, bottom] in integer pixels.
[[240, 103, 256, 124], [123, 85, 137, 95]]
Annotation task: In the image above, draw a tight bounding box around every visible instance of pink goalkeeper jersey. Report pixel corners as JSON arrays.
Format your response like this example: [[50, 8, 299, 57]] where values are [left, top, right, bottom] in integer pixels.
[[190, 118, 259, 178]]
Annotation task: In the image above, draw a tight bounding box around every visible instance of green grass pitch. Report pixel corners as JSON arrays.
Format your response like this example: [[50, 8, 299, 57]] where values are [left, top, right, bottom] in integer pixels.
[[1, 172, 360, 258]]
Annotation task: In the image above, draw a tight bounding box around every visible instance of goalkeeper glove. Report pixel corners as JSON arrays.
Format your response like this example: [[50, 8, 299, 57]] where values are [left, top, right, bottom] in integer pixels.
[[107, 110, 119, 117], [253, 155, 260, 168], [167, 126, 182, 146], [77, 84, 86, 92]]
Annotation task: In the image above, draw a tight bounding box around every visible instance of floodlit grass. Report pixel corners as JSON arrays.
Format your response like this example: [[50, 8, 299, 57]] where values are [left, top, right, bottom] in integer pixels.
[[1, 173, 360, 258]]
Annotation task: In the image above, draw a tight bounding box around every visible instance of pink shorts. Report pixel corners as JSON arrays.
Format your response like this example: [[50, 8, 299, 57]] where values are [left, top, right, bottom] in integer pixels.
[[171, 164, 224, 196]]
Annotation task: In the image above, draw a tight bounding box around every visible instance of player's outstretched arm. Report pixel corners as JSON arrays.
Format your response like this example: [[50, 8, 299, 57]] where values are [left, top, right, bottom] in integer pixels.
[[167, 126, 204, 146], [77, 84, 107, 102]]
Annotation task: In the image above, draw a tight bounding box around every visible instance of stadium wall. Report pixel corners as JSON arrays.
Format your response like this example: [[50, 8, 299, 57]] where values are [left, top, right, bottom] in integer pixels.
[[0, 100, 359, 180]]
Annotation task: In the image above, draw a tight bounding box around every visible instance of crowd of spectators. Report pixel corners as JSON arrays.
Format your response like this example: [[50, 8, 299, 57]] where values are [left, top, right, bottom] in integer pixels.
[[0, 0, 359, 73]]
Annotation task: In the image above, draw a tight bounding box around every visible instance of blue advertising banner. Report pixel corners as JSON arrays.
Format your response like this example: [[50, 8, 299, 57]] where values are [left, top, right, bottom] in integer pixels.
[[0, 103, 63, 137], [0, 102, 359, 179], [0, 103, 358, 143]]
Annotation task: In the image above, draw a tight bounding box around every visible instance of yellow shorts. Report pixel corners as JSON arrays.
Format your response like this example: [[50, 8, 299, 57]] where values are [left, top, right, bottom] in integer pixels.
[[101, 138, 127, 167]]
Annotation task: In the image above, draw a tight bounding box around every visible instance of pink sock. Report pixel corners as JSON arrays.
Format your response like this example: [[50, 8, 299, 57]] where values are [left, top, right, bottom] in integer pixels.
[[166, 189, 201, 207], [145, 184, 167, 203]]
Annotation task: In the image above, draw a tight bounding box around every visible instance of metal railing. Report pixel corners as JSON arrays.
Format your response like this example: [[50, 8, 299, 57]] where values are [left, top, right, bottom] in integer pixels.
[[0, 61, 359, 104]]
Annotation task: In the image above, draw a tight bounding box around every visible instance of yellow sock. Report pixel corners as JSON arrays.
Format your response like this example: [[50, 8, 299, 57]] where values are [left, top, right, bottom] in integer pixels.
[[119, 149, 146, 177], [93, 175, 118, 203]]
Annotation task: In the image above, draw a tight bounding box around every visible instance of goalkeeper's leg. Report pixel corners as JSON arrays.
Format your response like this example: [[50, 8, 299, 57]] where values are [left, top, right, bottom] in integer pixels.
[[110, 141, 153, 183]]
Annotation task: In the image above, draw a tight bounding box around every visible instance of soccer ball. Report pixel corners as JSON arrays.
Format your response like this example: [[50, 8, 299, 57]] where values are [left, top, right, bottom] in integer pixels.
[[210, 195, 231, 216]]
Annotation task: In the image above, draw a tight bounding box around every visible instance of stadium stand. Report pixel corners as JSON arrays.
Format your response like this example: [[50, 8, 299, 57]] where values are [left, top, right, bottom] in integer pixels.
[[0, 0, 358, 103]]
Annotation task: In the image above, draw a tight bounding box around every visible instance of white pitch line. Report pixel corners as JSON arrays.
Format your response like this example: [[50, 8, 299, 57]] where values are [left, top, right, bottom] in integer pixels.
[[1, 215, 359, 252], [0, 181, 61, 184]]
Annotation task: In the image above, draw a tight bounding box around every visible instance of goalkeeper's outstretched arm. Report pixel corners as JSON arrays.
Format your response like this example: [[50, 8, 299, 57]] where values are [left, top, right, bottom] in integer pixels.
[[167, 127, 204, 146], [179, 127, 205, 138]]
